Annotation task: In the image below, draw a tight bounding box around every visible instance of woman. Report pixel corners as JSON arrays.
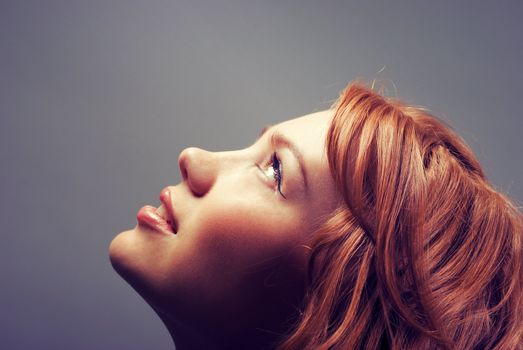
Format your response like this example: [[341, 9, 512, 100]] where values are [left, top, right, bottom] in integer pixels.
[[109, 81, 523, 349]]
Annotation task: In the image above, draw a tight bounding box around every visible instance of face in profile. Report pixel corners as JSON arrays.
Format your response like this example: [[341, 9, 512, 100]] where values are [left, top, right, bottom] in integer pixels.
[[109, 110, 340, 347]]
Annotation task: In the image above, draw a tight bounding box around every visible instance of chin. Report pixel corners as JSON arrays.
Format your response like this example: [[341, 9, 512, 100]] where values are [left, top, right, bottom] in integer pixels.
[[108, 229, 152, 288], [108, 229, 168, 306], [109, 229, 136, 280]]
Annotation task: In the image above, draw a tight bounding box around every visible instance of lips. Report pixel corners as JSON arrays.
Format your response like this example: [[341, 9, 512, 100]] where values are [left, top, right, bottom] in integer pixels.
[[136, 205, 174, 235], [159, 186, 178, 234]]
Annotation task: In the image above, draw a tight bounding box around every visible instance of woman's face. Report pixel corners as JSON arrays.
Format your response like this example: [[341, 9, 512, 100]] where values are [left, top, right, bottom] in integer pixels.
[[109, 110, 340, 343]]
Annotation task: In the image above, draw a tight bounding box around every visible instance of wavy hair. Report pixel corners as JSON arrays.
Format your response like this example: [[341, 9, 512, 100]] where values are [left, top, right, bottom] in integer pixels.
[[275, 81, 523, 349]]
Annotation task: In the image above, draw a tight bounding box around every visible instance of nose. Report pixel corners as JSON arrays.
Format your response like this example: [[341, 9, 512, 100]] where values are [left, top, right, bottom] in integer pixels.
[[178, 147, 217, 197]]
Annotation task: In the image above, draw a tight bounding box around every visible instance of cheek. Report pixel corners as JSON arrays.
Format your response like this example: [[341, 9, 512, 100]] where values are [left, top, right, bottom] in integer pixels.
[[193, 195, 303, 269], [162, 194, 310, 311]]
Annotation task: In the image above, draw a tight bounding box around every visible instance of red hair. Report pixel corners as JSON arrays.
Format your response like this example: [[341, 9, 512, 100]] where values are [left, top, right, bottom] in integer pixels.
[[276, 81, 523, 349]]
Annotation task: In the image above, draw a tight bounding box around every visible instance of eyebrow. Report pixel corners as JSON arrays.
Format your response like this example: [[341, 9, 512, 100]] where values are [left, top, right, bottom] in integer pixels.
[[258, 125, 309, 191]]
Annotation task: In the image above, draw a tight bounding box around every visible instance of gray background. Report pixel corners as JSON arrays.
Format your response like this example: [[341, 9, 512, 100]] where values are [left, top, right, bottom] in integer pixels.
[[1, 1, 522, 349]]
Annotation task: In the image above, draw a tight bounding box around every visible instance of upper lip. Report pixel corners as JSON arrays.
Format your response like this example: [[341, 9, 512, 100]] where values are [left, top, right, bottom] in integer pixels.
[[159, 186, 178, 233]]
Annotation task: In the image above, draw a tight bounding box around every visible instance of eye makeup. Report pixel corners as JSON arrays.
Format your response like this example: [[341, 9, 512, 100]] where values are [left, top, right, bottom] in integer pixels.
[[253, 125, 308, 199], [265, 151, 286, 198], [258, 127, 308, 192]]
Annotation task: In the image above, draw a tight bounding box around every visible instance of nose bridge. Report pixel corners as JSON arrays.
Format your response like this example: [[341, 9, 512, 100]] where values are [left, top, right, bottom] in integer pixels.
[[178, 147, 238, 197]]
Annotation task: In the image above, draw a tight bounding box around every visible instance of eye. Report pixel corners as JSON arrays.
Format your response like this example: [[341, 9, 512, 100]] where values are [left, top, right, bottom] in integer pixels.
[[264, 152, 286, 199]]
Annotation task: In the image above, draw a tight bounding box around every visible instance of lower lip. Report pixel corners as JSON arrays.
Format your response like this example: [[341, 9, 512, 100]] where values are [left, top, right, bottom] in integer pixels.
[[137, 205, 175, 235]]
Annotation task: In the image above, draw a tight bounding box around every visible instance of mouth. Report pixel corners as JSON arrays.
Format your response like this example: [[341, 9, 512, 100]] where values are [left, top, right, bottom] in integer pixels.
[[136, 205, 174, 235], [158, 187, 178, 234]]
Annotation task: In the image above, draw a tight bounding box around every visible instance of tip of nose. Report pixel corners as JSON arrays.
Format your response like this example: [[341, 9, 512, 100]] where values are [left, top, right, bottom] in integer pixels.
[[178, 147, 215, 197]]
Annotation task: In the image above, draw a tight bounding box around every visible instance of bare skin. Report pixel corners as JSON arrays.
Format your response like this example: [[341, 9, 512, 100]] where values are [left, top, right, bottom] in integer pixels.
[[109, 110, 341, 349]]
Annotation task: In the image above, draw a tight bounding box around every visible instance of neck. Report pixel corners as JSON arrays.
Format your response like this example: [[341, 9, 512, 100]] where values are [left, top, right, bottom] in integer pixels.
[[158, 312, 281, 350], [164, 318, 219, 350]]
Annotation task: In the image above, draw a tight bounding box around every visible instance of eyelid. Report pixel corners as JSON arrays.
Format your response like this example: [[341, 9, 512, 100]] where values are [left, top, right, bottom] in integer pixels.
[[255, 127, 308, 192], [271, 151, 286, 198]]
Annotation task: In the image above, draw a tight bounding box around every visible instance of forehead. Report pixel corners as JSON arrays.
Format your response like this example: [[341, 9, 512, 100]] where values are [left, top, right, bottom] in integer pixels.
[[275, 110, 334, 166], [276, 110, 333, 143]]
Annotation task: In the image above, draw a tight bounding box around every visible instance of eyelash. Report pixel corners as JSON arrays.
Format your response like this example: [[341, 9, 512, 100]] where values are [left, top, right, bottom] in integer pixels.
[[268, 152, 286, 199]]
